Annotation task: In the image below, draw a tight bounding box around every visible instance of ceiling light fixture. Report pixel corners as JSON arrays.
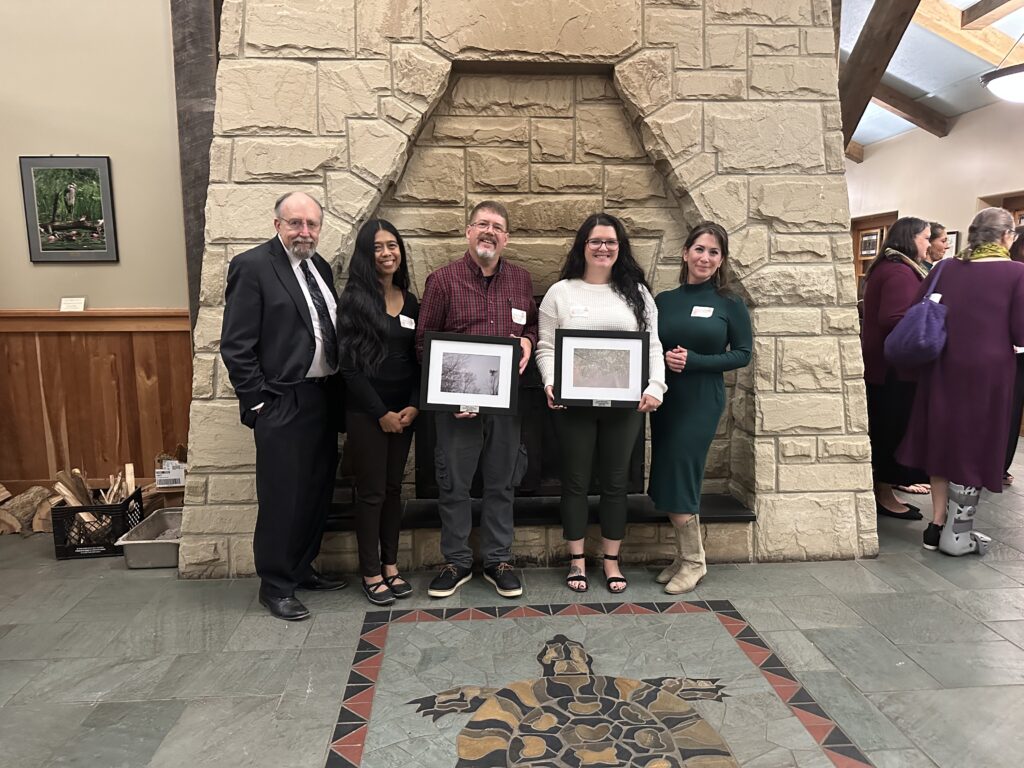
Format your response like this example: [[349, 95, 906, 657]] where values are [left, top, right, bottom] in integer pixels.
[[981, 30, 1024, 103]]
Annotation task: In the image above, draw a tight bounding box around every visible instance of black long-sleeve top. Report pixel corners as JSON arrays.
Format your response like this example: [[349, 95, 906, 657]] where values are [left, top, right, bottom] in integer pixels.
[[341, 292, 421, 418]]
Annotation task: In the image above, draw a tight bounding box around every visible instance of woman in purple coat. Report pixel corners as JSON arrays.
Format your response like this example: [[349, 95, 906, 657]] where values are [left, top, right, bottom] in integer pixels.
[[897, 208, 1024, 550], [860, 217, 932, 520]]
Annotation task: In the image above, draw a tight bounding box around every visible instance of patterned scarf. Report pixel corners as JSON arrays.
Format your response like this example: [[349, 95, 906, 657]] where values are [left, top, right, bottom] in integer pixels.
[[959, 242, 1011, 261], [881, 247, 929, 278]]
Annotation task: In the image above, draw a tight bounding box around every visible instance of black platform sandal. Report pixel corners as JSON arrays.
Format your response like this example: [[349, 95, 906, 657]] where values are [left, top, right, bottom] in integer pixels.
[[566, 554, 588, 593], [602, 554, 628, 594]]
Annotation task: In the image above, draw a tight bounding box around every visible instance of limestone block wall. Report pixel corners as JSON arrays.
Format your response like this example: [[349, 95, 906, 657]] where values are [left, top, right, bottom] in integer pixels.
[[182, 0, 875, 579]]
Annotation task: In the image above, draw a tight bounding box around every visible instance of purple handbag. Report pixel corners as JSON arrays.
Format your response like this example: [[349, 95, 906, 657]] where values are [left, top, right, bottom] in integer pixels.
[[884, 259, 950, 367]]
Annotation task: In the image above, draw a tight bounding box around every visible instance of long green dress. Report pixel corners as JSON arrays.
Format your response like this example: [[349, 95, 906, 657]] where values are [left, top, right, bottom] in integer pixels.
[[649, 281, 752, 513]]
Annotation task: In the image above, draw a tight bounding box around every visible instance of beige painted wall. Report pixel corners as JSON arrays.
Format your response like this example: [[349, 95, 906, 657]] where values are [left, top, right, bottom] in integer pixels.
[[846, 99, 1024, 233], [0, 0, 188, 309]]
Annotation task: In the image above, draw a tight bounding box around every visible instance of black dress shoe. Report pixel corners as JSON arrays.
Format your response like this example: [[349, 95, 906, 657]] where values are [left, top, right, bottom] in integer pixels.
[[259, 593, 310, 621], [297, 571, 348, 591], [876, 502, 923, 521]]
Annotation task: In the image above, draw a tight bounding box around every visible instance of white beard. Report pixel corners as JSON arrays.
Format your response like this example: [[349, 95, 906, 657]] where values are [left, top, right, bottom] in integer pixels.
[[476, 245, 497, 261]]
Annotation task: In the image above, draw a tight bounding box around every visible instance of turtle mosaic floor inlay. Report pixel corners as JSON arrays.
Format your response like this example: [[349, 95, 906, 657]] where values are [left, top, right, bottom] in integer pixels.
[[324, 601, 874, 768]]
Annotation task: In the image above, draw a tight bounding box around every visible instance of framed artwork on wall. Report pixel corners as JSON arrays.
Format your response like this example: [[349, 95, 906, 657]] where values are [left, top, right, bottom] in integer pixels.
[[553, 329, 649, 407], [19, 156, 119, 263], [421, 333, 521, 415]]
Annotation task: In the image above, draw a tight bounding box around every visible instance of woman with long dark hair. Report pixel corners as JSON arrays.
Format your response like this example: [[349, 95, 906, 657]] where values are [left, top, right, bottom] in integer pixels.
[[860, 217, 932, 520], [648, 222, 751, 594], [337, 219, 420, 605], [536, 213, 664, 594]]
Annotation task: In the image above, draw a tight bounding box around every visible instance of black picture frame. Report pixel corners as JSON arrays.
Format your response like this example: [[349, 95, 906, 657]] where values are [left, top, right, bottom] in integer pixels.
[[421, 332, 521, 415], [554, 329, 649, 408], [20, 156, 118, 263]]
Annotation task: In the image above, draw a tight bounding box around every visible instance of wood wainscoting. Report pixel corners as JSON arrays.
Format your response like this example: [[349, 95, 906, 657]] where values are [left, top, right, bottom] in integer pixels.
[[0, 310, 192, 494]]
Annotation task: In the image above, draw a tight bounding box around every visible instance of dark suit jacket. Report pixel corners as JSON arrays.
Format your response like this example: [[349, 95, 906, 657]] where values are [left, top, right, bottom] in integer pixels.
[[220, 236, 344, 429]]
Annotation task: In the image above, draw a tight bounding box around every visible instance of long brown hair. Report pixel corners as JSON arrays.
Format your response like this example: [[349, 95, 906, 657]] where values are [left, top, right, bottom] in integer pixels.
[[679, 221, 732, 295]]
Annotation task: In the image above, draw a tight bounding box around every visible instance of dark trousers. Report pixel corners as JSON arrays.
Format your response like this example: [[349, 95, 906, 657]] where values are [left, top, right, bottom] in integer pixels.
[[1007, 354, 1024, 472], [434, 413, 524, 569], [556, 406, 644, 542], [253, 381, 338, 598], [346, 410, 414, 577], [866, 374, 928, 487]]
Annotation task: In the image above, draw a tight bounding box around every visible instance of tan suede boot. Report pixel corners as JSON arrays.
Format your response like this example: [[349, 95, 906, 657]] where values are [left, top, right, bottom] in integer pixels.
[[655, 534, 684, 584], [665, 516, 707, 595]]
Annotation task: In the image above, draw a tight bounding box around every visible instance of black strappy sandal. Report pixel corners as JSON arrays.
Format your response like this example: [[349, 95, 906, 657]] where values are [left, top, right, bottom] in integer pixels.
[[602, 554, 628, 594], [566, 554, 588, 593]]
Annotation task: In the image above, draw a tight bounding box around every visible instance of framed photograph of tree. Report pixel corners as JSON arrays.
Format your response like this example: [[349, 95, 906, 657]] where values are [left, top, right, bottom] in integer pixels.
[[554, 329, 649, 407], [20, 156, 118, 263], [421, 333, 521, 415]]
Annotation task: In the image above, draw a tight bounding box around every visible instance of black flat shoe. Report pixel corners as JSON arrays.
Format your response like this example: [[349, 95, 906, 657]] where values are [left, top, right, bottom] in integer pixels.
[[362, 579, 396, 606], [382, 573, 412, 599], [876, 502, 923, 520], [298, 570, 348, 591], [602, 554, 628, 594], [566, 554, 588, 594], [259, 592, 310, 621]]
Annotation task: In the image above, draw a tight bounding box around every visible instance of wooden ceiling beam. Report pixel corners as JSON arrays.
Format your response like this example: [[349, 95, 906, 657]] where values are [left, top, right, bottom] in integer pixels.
[[872, 83, 952, 138], [915, 0, 1024, 65], [962, 0, 1024, 30], [845, 141, 864, 163], [839, 0, 923, 147]]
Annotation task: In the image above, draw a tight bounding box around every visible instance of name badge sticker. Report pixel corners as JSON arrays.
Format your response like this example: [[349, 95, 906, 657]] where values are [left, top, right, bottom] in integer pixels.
[[399, 314, 416, 329], [569, 304, 589, 318], [511, 307, 527, 324], [691, 306, 714, 318]]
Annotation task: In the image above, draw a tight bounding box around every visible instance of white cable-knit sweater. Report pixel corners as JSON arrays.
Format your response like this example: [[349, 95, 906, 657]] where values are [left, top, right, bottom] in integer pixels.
[[536, 279, 667, 399]]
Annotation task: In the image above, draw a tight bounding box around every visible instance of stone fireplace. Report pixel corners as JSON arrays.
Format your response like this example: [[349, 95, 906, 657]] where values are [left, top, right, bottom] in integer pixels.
[[183, 0, 874, 578]]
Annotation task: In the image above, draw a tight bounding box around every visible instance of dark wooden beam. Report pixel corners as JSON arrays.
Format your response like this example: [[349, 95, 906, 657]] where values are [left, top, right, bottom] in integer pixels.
[[871, 83, 951, 138], [845, 141, 864, 163], [962, 0, 1024, 30], [169, 1, 221, 329], [839, 0, 922, 147]]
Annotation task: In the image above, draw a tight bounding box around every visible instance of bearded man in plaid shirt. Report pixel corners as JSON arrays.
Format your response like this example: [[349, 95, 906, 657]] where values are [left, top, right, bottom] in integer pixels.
[[415, 201, 538, 599]]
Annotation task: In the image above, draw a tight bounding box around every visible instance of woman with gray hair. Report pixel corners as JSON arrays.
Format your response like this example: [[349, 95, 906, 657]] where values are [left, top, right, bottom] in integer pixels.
[[897, 208, 1024, 552]]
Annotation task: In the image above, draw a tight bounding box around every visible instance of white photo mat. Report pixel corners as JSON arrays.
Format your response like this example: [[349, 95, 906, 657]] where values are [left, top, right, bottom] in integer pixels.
[[558, 335, 645, 402], [424, 337, 517, 411]]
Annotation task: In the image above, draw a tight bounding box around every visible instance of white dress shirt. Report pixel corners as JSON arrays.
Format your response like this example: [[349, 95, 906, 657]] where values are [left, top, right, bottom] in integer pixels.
[[281, 236, 338, 378]]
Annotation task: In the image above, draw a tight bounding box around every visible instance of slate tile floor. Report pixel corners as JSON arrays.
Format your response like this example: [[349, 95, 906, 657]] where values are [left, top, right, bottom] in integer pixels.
[[2, 479, 1024, 767]]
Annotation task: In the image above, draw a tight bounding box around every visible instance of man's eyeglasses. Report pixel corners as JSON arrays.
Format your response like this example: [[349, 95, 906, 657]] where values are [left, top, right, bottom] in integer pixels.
[[586, 239, 619, 250], [281, 218, 321, 232], [470, 221, 507, 235]]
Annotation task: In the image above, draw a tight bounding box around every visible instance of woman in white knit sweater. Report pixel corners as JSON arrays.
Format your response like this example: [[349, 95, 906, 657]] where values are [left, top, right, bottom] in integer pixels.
[[536, 213, 666, 593]]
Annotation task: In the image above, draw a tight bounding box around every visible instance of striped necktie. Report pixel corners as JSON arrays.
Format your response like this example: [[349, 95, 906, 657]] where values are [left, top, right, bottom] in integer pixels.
[[299, 260, 338, 371]]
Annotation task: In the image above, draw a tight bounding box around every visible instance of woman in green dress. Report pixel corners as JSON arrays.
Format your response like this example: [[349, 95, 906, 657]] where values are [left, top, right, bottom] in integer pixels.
[[649, 221, 752, 594]]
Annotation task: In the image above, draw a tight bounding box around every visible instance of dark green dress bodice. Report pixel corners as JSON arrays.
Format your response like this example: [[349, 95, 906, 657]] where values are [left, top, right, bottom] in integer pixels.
[[648, 281, 752, 513]]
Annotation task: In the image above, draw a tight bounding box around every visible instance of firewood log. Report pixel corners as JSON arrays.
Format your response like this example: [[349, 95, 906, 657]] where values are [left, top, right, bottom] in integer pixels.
[[55, 471, 92, 506], [0, 508, 21, 535], [32, 495, 57, 533], [124, 463, 136, 496], [1, 487, 52, 532]]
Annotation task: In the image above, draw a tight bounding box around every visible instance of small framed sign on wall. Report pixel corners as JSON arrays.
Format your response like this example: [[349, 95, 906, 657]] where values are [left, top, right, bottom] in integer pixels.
[[20, 156, 119, 263]]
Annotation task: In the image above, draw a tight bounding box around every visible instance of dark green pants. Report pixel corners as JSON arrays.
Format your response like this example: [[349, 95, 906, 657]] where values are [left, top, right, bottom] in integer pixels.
[[556, 407, 644, 541]]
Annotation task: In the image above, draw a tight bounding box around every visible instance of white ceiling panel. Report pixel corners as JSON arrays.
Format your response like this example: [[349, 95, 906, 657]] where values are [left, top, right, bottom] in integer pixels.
[[851, 101, 917, 144]]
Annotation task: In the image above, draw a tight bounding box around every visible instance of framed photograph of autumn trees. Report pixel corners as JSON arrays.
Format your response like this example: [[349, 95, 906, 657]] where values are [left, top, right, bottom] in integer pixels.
[[20, 156, 119, 263], [421, 333, 521, 415], [554, 329, 649, 407]]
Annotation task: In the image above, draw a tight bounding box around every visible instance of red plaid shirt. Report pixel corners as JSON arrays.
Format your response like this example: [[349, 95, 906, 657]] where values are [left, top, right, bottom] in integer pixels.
[[416, 252, 539, 360]]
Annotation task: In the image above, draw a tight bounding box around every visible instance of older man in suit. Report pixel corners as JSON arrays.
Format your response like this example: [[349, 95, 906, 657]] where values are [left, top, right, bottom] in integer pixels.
[[220, 191, 346, 621]]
